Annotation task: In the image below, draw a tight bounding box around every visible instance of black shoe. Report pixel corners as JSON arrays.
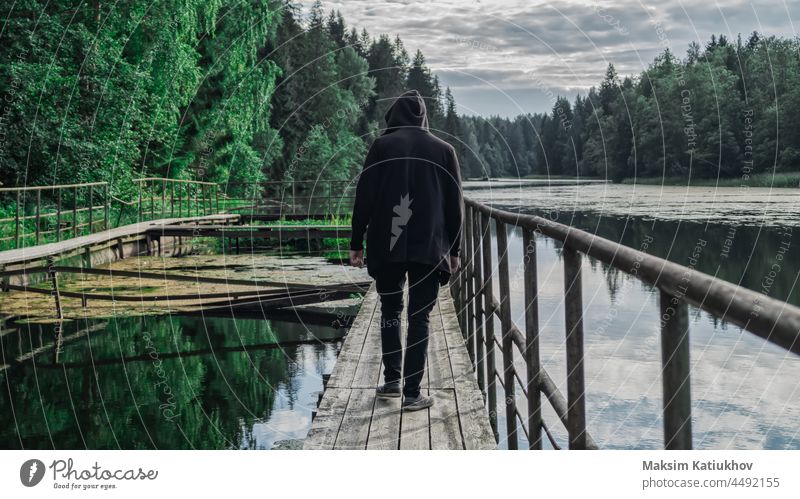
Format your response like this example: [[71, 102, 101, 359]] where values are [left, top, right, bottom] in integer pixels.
[[376, 382, 401, 399], [402, 393, 433, 411]]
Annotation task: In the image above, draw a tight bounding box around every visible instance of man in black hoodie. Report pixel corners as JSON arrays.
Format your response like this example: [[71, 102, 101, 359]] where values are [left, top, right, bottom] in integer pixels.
[[349, 89, 464, 411]]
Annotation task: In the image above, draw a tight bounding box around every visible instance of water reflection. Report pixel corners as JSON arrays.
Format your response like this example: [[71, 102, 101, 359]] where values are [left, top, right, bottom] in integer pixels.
[[0, 315, 343, 449], [482, 211, 800, 450]]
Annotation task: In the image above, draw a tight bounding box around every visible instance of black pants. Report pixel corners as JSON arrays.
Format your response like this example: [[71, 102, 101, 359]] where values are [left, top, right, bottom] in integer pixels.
[[374, 262, 442, 397]]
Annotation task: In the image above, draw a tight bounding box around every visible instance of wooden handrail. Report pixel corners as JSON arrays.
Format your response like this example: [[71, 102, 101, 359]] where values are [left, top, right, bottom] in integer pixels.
[[133, 177, 217, 186], [1, 178, 351, 249], [0, 177, 227, 249], [0, 181, 107, 193], [454, 197, 800, 452], [466, 199, 800, 353]]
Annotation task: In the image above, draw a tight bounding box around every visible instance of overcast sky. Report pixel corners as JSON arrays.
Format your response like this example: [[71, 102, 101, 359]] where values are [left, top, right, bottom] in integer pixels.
[[299, 1, 799, 117]]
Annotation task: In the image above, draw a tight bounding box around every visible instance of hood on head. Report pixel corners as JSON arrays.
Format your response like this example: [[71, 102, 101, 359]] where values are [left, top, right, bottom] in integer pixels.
[[383, 89, 429, 134]]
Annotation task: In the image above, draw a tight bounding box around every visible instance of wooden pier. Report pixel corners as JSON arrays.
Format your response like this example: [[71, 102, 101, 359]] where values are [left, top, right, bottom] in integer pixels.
[[3, 178, 799, 451], [0, 213, 238, 269], [147, 223, 350, 240], [304, 284, 496, 450]]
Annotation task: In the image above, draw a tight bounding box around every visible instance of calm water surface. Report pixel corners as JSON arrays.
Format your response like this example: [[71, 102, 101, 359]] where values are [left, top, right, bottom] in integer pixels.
[[0, 314, 343, 449], [469, 183, 800, 449], [2, 183, 797, 450]]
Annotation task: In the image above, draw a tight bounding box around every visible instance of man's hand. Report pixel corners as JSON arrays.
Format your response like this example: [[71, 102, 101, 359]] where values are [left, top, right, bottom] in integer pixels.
[[349, 249, 364, 268], [449, 255, 460, 273]]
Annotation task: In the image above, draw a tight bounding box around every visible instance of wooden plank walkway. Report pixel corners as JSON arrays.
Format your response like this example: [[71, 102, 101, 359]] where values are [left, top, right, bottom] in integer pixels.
[[0, 214, 238, 266], [148, 224, 350, 239], [304, 284, 496, 450]]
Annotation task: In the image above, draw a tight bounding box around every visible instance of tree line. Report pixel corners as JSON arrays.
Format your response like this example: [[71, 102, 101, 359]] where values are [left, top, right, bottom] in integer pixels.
[[0, 1, 456, 198], [456, 32, 800, 182], [2, 2, 798, 194]]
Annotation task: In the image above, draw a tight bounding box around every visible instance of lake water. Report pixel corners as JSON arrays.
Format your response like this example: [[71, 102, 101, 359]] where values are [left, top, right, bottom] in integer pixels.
[[0, 314, 343, 449], [2, 182, 797, 450], [468, 182, 800, 449]]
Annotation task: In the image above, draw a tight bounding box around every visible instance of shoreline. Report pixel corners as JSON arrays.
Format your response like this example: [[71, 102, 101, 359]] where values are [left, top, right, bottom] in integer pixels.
[[464, 173, 800, 189]]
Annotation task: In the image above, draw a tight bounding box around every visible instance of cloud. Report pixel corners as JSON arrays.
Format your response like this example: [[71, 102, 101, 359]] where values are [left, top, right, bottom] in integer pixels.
[[299, 1, 799, 116]]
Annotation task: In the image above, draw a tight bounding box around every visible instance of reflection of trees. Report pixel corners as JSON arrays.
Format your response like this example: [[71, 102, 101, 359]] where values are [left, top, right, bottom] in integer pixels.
[[602, 265, 624, 302], [527, 211, 798, 306], [0, 314, 336, 449]]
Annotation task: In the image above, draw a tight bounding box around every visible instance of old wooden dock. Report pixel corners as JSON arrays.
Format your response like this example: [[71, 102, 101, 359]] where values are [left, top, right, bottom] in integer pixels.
[[304, 284, 496, 450], [0, 213, 239, 269]]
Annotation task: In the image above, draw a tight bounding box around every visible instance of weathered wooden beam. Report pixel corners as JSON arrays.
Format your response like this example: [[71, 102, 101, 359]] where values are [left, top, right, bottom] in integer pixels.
[[495, 219, 518, 450], [522, 228, 542, 449], [146, 224, 351, 239], [465, 204, 475, 363], [660, 290, 693, 450], [56, 188, 62, 242], [35, 190, 41, 245], [480, 211, 499, 441], [46, 256, 63, 321], [563, 245, 587, 450], [14, 190, 20, 248], [4, 281, 367, 304], [88, 185, 93, 233], [471, 204, 486, 395], [539, 369, 597, 449]]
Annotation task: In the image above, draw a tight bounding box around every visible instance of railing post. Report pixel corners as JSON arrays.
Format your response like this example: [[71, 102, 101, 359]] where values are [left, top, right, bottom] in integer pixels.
[[522, 228, 542, 449], [138, 181, 143, 221], [88, 185, 94, 233], [56, 188, 62, 241], [495, 219, 518, 450], [149, 180, 154, 219], [46, 256, 63, 321], [471, 206, 486, 395], [161, 180, 167, 218], [73, 186, 78, 238], [177, 185, 183, 218], [15, 190, 20, 248], [465, 204, 475, 364], [104, 184, 109, 230], [457, 233, 466, 334], [35, 189, 41, 245], [215, 185, 220, 213], [170, 182, 175, 217], [563, 245, 587, 449], [480, 210, 498, 440], [660, 290, 692, 450]]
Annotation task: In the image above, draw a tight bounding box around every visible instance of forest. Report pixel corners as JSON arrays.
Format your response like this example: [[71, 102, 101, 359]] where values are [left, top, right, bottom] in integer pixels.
[[2, 1, 799, 196], [0, 0, 459, 198], [460, 33, 800, 183]]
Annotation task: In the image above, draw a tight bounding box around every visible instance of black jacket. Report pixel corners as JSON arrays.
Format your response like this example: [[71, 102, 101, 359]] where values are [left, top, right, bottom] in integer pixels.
[[350, 89, 464, 280]]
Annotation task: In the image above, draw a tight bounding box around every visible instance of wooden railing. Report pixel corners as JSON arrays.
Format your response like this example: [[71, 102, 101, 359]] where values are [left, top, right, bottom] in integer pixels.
[[453, 198, 800, 450], [0, 182, 110, 249], [132, 178, 219, 220], [0, 178, 220, 250]]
